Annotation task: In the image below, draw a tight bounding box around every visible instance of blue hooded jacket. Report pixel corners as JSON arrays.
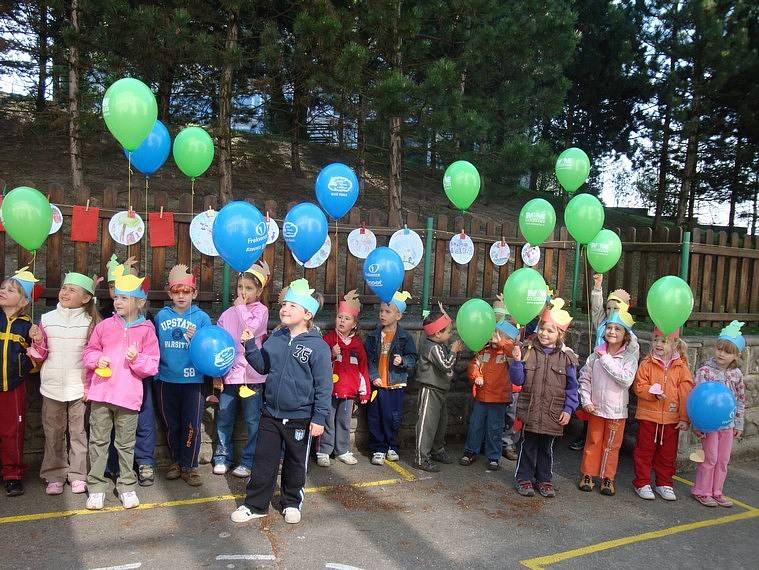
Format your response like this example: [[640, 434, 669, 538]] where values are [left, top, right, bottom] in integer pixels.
[[244, 327, 332, 425], [154, 305, 212, 383]]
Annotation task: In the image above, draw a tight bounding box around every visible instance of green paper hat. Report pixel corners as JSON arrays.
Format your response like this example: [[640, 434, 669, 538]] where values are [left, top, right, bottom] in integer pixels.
[[63, 272, 95, 295]]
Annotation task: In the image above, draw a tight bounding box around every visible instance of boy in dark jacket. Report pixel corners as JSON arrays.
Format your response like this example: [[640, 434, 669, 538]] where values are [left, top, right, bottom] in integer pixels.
[[364, 291, 418, 466], [414, 306, 462, 472]]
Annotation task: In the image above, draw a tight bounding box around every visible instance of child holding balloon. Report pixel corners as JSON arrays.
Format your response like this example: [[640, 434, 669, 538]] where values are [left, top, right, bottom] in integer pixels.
[[631, 328, 693, 501], [213, 261, 271, 478], [231, 278, 332, 525], [317, 290, 370, 467], [82, 263, 159, 510], [691, 321, 746, 508], [153, 265, 212, 486]]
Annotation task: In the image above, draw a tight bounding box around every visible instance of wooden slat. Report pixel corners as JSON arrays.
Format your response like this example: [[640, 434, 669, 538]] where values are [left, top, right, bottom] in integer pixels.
[[198, 194, 217, 308], [737, 235, 752, 314], [74, 186, 90, 273], [689, 243, 759, 258], [622, 227, 636, 300], [688, 228, 702, 321], [45, 184, 64, 306], [542, 228, 556, 290], [262, 200, 278, 305], [636, 227, 652, 305], [725, 232, 741, 314], [465, 217, 480, 298], [712, 232, 729, 316], [343, 208, 361, 294], [176, 193, 192, 267], [556, 227, 569, 297], [605, 227, 621, 294], [750, 236, 759, 314], [654, 225, 669, 277], [699, 230, 715, 327], [402, 212, 418, 293], [482, 221, 497, 298], [324, 220, 338, 302], [432, 214, 448, 299], [449, 215, 464, 297], [669, 226, 683, 276]]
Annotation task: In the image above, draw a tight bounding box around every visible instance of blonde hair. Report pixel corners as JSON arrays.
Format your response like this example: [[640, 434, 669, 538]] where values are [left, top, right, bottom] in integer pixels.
[[714, 339, 741, 369], [1, 279, 29, 318]]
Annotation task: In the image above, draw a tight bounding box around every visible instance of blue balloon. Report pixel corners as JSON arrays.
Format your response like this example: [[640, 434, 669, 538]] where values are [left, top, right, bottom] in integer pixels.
[[315, 162, 359, 219], [124, 120, 171, 176], [363, 247, 404, 303], [283, 202, 328, 264], [212, 201, 268, 272], [686, 382, 737, 433], [189, 325, 236, 377]]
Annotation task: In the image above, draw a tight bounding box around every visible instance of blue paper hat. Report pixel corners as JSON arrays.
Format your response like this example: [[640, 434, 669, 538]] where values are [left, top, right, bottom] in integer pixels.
[[282, 278, 320, 316], [389, 290, 411, 314], [495, 321, 519, 341], [9, 267, 39, 300], [718, 320, 745, 352]]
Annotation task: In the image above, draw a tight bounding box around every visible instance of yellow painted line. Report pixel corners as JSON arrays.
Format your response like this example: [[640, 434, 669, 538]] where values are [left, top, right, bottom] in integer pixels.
[[520, 509, 759, 569], [673, 475, 757, 511], [384, 459, 418, 482]]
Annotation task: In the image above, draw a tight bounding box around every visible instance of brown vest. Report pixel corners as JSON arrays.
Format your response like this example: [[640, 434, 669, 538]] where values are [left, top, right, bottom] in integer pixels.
[[516, 341, 572, 437]]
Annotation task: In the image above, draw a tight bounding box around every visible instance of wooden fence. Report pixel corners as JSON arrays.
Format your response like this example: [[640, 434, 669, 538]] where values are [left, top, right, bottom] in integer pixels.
[[2, 181, 758, 326]]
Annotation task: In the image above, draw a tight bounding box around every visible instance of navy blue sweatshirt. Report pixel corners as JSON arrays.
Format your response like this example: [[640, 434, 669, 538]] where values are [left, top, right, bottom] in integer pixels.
[[244, 327, 332, 426]]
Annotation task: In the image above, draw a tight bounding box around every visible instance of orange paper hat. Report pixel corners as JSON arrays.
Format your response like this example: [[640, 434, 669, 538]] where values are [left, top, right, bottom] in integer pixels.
[[168, 264, 196, 289], [540, 298, 573, 332], [338, 290, 361, 318], [423, 301, 452, 336]]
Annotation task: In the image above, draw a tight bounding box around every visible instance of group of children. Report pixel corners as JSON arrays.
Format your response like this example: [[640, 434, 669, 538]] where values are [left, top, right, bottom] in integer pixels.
[[0, 259, 748, 525]]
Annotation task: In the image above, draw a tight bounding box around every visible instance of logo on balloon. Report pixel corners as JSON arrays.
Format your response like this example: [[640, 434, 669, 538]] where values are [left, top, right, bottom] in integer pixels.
[[328, 176, 353, 194], [283, 222, 298, 239], [255, 221, 268, 237], [367, 264, 380, 274], [214, 346, 236, 370], [526, 288, 546, 304], [589, 242, 610, 254], [524, 212, 546, 225], [442, 176, 452, 191]]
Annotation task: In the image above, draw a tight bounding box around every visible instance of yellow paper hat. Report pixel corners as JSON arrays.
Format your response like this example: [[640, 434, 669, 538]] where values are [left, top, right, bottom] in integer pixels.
[[540, 298, 573, 331], [112, 263, 147, 299]]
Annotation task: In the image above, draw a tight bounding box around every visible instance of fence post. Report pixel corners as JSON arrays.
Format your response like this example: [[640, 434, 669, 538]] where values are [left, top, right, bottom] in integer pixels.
[[680, 231, 691, 281], [570, 242, 581, 315], [421, 216, 434, 317], [222, 262, 231, 310]]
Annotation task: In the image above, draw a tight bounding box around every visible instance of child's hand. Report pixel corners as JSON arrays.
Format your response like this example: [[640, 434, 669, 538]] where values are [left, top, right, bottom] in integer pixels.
[[512, 345, 523, 361], [583, 403, 595, 414], [213, 377, 224, 391], [332, 344, 341, 358], [451, 340, 464, 354], [676, 421, 689, 431], [655, 393, 667, 401], [474, 377, 484, 387], [185, 324, 197, 341], [126, 344, 138, 362], [240, 328, 253, 343], [372, 378, 383, 387], [558, 411, 570, 426], [694, 430, 706, 440], [593, 274, 603, 289], [29, 324, 42, 342], [233, 291, 247, 306], [734, 429, 742, 439], [97, 356, 110, 369], [393, 354, 402, 366], [309, 422, 325, 437]]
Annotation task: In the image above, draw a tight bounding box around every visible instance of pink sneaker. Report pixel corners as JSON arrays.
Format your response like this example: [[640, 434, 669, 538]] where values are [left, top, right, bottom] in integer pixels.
[[45, 482, 64, 495], [714, 495, 733, 508], [70, 480, 87, 494]]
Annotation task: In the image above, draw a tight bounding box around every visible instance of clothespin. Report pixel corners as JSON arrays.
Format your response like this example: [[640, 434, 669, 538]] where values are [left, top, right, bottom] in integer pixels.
[[265, 211, 270, 222], [85, 199, 90, 212], [500, 236, 506, 247], [360, 221, 366, 235], [159, 206, 164, 219], [460, 228, 466, 240], [206, 206, 214, 218], [128, 207, 136, 218], [404, 224, 410, 235]]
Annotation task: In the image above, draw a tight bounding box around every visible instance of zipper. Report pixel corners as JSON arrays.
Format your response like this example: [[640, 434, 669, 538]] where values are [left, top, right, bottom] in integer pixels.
[[2, 317, 13, 391]]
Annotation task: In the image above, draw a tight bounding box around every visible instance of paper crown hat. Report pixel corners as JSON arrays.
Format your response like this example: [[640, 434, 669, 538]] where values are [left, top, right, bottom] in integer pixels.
[[495, 320, 520, 341], [9, 267, 39, 300], [540, 298, 573, 332], [168, 264, 196, 289], [604, 301, 635, 331], [389, 291, 412, 314], [493, 294, 509, 316], [718, 320, 745, 352], [112, 263, 148, 299], [653, 327, 680, 340], [106, 254, 137, 282], [244, 259, 271, 288], [423, 302, 452, 336], [282, 278, 320, 316], [607, 289, 631, 306], [63, 272, 95, 295], [338, 289, 361, 318]]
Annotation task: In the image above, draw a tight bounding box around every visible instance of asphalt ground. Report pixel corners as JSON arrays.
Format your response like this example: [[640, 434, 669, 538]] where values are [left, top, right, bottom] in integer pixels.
[[1, 440, 757, 570]]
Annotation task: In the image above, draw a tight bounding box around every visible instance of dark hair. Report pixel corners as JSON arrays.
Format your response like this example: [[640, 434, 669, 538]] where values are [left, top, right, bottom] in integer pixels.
[[239, 272, 264, 289], [423, 309, 447, 327]]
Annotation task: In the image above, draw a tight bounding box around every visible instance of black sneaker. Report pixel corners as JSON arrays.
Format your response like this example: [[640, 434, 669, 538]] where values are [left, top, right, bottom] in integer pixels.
[[502, 447, 518, 461], [430, 450, 453, 464], [459, 451, 476, 466], [568, 437, 585, 451], [413, 460, 441, 473], [487, 459, 501, 471], [137, 464, 155, 486], [5, 480, 24, 497]]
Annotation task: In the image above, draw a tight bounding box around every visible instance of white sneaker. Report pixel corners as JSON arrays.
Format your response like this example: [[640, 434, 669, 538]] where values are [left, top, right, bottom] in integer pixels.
[[337, 452, 358, 465], [283, 507, 301, 524], [231, 505, 266, 523], [232, 465, 252, 478], [655, 485, 677, 501], [635, 484, 656, 500], [371, 452, 385, 465], [213, 463, 228, 475], [120, 491, 140, 509], [316, 453, 331, 467], [86, 492, 105, 510], [386, 449, 399, 461]]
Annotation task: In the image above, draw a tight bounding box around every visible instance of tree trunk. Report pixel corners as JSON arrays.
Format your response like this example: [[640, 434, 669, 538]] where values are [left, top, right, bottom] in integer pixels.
[[218, 9, 238, 205], [156, 68, 174, 124], [36, 1, 48, 112], [337, 93, 345, 150], [429, 130, 437, 177], [290, 70, 304, 176], [727, 134, 743, 234], [357, 93, 366, 192], [752, 174, 758, 235], [387, 0, 403, 227], [653, 101, 672, 227], [68, 0, 83, 194]]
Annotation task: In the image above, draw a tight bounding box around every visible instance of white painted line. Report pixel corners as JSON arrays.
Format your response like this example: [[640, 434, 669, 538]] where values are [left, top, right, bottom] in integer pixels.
[[90, 564, 142, 570], [216, 555, 276, 561], [325, 564, 364, 570]]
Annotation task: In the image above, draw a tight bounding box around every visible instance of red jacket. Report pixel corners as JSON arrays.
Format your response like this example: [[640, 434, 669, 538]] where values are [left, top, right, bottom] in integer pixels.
[[323, 331, 370, 403]]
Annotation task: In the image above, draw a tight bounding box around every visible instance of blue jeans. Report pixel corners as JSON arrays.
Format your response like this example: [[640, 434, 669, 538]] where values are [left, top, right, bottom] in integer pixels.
[[464, 401, 506, 461], [106, 378, 156, 474], [213, 385, 263, 469]]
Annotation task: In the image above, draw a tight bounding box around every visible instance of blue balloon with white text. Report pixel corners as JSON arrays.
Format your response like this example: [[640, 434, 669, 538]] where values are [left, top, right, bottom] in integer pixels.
[[212, 201, 268, 272], [315, 162, 359, 219], [283, 202, 328, 263], [686, 382, 737, 433], [189, 326, 236, 377], [363, 247, 404, 303], [124, 120, 171, 176]]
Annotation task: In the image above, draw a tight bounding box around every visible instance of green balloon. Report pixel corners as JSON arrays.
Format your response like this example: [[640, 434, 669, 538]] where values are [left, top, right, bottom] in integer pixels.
[[564, 193, 605, 245], [519, 198, 557, 246], [102, 78, 158, 151], [502, 268, 548, 326], [1, 186, 52, 251], [173, 126, 215, 179], [646, 276, 694, 336], [587, 229, 622, 273], [455, 298, 496, 352], [443, 160, 480, 211], [555, 147, 590, 193]]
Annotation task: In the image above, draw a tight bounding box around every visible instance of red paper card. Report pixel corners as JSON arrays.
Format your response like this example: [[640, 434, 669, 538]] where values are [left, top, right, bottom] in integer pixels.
[[149, 211, 175, 247], [71, 205, 99, 242]]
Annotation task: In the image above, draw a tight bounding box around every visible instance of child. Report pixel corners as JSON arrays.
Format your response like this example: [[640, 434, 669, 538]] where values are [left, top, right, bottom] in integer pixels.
[[364, 291, 418, 465], [462, 321, 517, 470], [578, 303, 638, 496], [214, 260, 270, 478], [691, 321, 747, 508], [509, 298, 578, 498], [82, 263, 159, 510], [0, 268, 38, 497], [414, 305, 462, 472], [632, 328, 693, 501], [318, 290, 370, 467], [29, 272, 100, 495], [154, 265, 212, 486], [231, 278, 332, 525]]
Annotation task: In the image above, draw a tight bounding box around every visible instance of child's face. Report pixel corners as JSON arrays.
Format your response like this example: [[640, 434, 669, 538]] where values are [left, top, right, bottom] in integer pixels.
[[59, 284, 91, 309], [379, 303, 401, 327], [715, 346, 738, 369], [604, 323, 625, 346], [652, 333, 669, 357], [237, 277, 261, 304], [280, 301, 309, 328], [431, 323, 453, 343], [0, 280, 27, 311], [168, 285, 197, 312], [114, 295, 144, 318], [335, 312, 356, 336], [605, 299, 619, 318], [537, 320, 560, 347]]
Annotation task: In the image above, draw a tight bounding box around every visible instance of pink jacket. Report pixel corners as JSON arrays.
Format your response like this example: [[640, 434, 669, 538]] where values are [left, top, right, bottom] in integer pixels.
[[578, 341, 639, 419], [82, 315, 159, 411], [217, 302, 268, 385]]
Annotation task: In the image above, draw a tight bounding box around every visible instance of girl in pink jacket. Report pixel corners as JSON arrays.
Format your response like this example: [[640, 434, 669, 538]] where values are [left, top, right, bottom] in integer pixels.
[[82, 264, 159, 511]]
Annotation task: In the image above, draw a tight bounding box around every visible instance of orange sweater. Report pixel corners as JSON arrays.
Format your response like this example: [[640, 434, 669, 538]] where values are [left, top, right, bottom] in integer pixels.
[[466, 339, 515, 403], [634, 352, 694, 425]]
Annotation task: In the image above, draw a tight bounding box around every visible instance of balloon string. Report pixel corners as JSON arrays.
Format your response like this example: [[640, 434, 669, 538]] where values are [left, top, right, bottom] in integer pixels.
[[583, 246, 592, 356], [144, 177, 149, 275], [334, 219, 339, 307], [30, 251, 37, 322], [190, 178, 195, 273], [127, 153, 132, 213]]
